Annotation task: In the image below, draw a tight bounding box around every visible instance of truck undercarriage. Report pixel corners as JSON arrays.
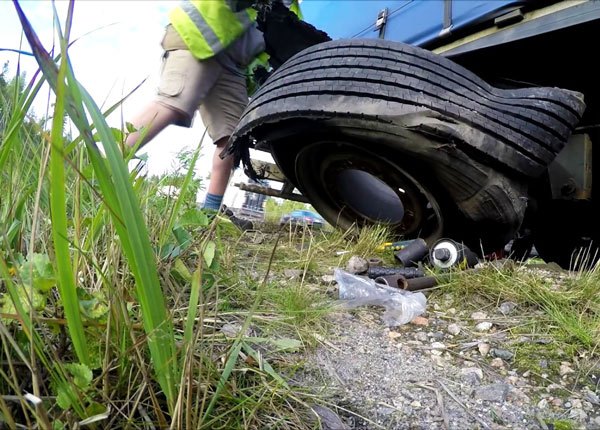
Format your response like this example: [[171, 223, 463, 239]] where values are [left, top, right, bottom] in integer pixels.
[[228, 0, 598, 269]]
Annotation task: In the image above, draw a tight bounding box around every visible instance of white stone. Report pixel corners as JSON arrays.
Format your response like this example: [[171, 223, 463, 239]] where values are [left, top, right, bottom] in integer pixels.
[[447, 323, 461, 335], [460, 367, 483, 381], [559, 363, 575, 376], [471, 311, 488, 320], [476, 322, 493, 332], [478, 343, 491, 356], [491, 358, 505, 369], [571, 398, 583, 409]]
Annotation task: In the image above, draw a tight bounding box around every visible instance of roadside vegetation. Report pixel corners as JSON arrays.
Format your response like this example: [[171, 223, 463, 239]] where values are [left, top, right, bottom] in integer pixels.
[[1, 3, 598, 429], [444, 263, 600, 383]]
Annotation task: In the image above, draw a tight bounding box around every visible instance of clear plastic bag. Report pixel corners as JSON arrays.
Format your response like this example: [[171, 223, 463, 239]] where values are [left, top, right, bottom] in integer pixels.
[[334, 268, 427, 327]]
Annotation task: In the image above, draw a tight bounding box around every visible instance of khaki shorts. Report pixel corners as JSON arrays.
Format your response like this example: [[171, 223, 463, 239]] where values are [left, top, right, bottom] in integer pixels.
[[155, 26, 249, 144]]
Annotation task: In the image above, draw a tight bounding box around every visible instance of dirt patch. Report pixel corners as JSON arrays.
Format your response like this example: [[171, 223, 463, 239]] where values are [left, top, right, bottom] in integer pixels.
[[294, 296, 600, 430]]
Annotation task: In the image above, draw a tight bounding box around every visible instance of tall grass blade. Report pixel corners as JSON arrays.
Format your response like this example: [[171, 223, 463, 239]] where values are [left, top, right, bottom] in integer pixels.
[[47, 0, 89, 365], [0, 69, 43, 171], [13, 0, 178, 409], [78, 77, 178, 409]]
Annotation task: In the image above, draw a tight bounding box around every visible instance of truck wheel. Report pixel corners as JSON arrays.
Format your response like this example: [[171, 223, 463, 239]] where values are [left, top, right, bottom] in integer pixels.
[[230, 39, 584, 249], [292, 138, 447, 243]]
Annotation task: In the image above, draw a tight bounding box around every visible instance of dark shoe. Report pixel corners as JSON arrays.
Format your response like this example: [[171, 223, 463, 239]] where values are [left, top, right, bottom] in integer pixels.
[[221, 205, 254, 231]]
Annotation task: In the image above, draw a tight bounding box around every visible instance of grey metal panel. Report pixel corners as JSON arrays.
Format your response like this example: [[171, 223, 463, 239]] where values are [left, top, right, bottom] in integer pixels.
[[442, 1, 600, 57]]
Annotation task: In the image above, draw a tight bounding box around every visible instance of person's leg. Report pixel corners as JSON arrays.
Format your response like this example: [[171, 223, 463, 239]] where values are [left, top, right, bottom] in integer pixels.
[[203, 136, 234, 210], [205, 134, 253, 230], [199, 65, 248, 210], [125, 102, 183, 149], [207, 136, 235, 196], [127, 48, 222, 151]]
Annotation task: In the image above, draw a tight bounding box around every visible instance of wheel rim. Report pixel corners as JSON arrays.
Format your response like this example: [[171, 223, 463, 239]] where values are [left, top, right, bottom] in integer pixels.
[[293, 141, 444, 241]]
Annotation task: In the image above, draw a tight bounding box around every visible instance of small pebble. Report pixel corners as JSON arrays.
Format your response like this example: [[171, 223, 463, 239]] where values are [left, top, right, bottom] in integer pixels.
[[478, 343, 490, 357], [388, 331, 402, 340], [471, 311, 488, 320], [491, 348, 514, 361], [559, 362, 575, 376], [447, 323, 461, 335], [491, 358, 505, 368], [346, 256, 369, 274], [411, 316, 429, 326], [476, 322, 493, 332], [498, 301, 517, 315], [460, 367, 483, 384], [414, 332, 429, 342], [321, 274, 335, 284]]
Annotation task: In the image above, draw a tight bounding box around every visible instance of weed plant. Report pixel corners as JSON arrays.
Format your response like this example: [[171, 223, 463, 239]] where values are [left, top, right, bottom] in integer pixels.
[[0, 2, 324, 428]]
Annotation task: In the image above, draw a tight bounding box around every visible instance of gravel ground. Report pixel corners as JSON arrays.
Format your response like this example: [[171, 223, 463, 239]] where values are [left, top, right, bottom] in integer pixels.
[[295, 301, 600, 430]]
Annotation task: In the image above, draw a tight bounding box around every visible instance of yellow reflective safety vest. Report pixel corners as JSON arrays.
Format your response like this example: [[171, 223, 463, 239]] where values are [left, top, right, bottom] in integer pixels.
[[169, 1, 257, 60], [170, 0, 303, 61]]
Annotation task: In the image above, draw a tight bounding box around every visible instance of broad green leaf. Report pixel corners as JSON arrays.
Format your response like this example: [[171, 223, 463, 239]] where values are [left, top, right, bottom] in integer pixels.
[[81, 164, 95, 180], [172, 226, 192, 249], [32, 253, 54, 280], [125, 121, 137, 133], [65, 363, 93, 390], [6, 220, 22, 245], [0, 287, 46, 319], [80, 403, 109, 425], [172, 259, 192, 283], [92, 127, 123, 143], [136, 152, 149, 162], [19, 253, 56, 292], [159, 243, 181, 260], [78, 290, 109, 322], [203, 241, 216, 268], [53, 420, 66, 430], [56, 385, 74, 410], [178, 209, 209, 228]]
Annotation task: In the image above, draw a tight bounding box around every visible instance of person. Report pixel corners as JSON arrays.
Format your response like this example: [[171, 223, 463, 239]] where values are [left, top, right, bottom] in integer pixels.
[[126, 1, 288, 229]]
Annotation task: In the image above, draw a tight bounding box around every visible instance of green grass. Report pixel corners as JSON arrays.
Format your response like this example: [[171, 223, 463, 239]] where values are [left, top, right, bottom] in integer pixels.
[[439, 262, 600, 386], [1, 2, 599, 428], [0, 3, 332, 428]]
